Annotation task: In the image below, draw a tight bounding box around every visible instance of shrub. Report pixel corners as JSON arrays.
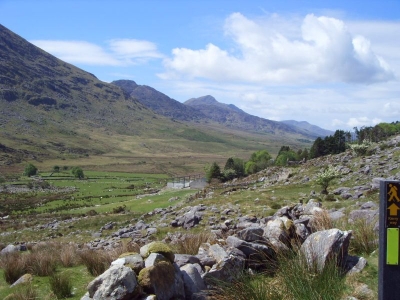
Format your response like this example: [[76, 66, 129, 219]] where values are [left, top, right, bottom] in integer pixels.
[[49, 272, 73, 299], [349, 140, 370, 156], [315, 166, 339, 194], [270, 203, 281, 210], [71, 166, 84, 179], [23, 163, 38, 177]]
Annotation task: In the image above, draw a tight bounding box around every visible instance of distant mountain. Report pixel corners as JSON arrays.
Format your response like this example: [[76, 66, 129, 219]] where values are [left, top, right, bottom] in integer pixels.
[[111, 80, 206, 121], [281, 120, 334, 138], [184, 95, 318, 138]]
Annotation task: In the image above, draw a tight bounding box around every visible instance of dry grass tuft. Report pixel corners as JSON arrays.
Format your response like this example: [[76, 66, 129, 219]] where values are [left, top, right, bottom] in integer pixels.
[[1, 252, 27, 284], [173, 232, 215, 255], [78, 249, 113, 276], [310, 209, 333, 232]]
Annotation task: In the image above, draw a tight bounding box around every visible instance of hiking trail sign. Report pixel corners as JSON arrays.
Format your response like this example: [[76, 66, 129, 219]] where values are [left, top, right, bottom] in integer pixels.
[[379, 180, 400, 300]]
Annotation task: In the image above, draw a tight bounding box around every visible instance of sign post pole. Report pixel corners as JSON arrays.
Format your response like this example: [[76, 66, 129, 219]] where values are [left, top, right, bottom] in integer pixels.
[[379, 180, 400, 300]]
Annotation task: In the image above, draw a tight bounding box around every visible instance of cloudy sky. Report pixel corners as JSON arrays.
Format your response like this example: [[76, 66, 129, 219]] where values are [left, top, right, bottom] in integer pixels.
[[1, 0, 399, 130]]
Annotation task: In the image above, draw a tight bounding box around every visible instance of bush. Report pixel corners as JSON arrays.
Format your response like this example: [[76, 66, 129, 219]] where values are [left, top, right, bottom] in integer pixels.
[[71, 167, 84, 179], [315, 166, 339, 194], [23, 163, 38, 177], [349, 140, 370, 156], [49, 272, 73, 299]]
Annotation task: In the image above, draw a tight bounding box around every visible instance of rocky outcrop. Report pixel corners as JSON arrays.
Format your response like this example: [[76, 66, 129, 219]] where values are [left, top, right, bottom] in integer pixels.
[[82, 198, 366, 299]]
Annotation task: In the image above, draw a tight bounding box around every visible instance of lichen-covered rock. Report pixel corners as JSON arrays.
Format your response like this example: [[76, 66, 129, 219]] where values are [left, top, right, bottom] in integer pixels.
[[112, 253, 144, 275], [140, 241, 175, 263], [87, 265, 139, 300], [300, 228, 352, 271], [138, 261, 185, 300]]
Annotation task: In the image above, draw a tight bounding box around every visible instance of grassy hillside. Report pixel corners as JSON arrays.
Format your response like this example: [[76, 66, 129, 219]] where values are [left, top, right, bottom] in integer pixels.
[[0, 24, 313, 176]]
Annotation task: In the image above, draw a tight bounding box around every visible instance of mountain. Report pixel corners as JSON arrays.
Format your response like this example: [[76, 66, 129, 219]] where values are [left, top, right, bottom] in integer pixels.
[[112, 80, 206, 121], [0, 24, 315, 175], [281, 120, 334, 138], [184, 95, 319, 138]]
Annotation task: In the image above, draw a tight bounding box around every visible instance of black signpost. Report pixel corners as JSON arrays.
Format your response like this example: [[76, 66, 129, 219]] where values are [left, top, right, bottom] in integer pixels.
[[379, 180, 400, 300]]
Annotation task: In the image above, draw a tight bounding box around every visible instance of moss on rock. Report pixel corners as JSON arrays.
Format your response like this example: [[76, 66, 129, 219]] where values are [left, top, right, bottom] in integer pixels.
[[140, 241, 175, 263]]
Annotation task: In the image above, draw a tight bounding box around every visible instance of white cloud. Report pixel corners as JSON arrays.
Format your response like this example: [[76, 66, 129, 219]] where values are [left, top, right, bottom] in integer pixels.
[[108, 39, 163, 60], [31, 39, 162, 66], [160, 13, 394, 84], [347, 117, 382, 128], [31, 40, 121, 65]]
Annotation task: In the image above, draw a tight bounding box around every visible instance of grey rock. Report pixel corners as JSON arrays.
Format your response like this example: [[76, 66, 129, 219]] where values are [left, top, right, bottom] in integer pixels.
[[145, 253, 169, 268], [1, 244, 17, 255], [344, 255, 367, 274], [300, 229, 352, 271], [202, 254, 245, 284], [237, 227, 264, 242], [174, 254, 201, 267], [180, 264, 206, 299], [87, 265, 138, 300]]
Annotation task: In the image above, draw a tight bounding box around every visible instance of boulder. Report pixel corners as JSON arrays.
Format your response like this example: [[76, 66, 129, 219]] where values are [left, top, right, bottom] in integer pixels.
[[202, 254, 245, 285], [87, 265, 139, 300], [112, 253, 144, 274], [300, 229, 352, 271], [237, 227, 264, 242], [180, 264, 206, 299], [1, 244, 17, 255], [174, 254, 201, 268], [138, 261, 185, 300]]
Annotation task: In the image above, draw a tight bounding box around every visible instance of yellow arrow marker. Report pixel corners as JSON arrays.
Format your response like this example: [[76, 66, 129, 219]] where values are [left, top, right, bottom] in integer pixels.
[[388, 203, 400, 216]]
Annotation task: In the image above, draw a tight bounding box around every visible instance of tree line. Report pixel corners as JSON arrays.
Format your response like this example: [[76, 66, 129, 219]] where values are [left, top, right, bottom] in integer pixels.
[[206, 121, 400, 182]]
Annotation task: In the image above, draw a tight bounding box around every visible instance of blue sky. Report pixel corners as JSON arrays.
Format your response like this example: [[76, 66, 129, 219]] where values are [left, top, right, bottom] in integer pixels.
[[1, 0, 400, 130]]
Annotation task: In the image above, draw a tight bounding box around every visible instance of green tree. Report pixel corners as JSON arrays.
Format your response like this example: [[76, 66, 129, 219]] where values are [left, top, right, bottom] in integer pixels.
[[206, 162, 221, 183], [275, 150, 298, 166], [24, 163, 38, 177], [53, 165, 60, 173], [71, 167, 84, 179], [246, 150, 272, 174], [224, 157, 245, 178]]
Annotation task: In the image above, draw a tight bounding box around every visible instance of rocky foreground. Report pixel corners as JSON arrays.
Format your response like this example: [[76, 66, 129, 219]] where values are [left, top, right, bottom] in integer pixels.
[[2, 135, 399, 299]]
